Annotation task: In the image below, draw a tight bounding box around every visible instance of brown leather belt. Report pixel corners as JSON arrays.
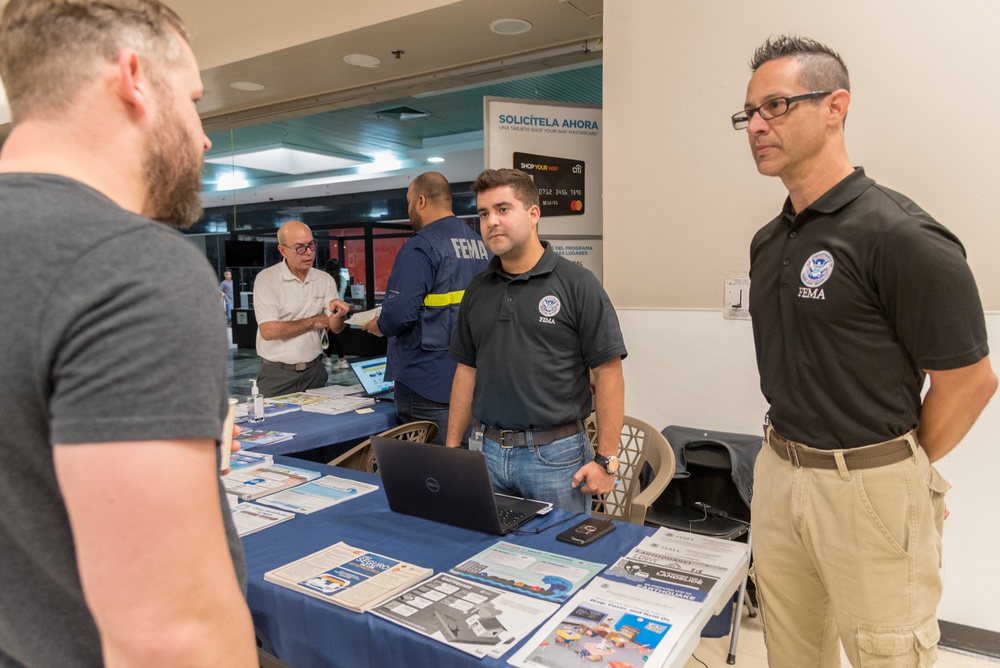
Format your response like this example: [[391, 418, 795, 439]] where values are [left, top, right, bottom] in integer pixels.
[[476, 419, 584, 448], [766, 427, 914, 471], [261, 356, 322, 372]]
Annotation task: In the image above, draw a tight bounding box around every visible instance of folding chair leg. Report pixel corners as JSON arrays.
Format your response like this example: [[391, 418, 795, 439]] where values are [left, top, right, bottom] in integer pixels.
[[727, 530, 751, 664], [727, 576, 747, 664]]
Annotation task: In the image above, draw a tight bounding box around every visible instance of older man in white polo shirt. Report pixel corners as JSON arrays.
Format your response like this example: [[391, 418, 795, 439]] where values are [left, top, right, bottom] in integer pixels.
[[254, 220, 349, 397]]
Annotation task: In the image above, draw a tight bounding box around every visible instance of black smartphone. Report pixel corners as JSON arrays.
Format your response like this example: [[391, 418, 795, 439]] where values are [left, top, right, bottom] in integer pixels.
[[556, 517, 616, 546]]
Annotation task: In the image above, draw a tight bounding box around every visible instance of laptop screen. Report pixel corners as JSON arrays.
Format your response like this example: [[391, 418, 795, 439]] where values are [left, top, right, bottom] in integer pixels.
[[350, 356, 394, 396]]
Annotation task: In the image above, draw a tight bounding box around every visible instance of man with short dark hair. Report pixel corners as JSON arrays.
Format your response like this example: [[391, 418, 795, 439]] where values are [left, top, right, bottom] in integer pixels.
[[737, 34, 996, 667], [362, 172, 491, 443], [447, 168, 626, 513], [254, 220, 350, 398], [0, 0, 257, 665]]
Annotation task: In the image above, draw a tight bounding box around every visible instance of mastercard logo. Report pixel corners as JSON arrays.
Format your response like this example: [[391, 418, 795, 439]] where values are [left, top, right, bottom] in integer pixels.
[[569, 200, 584, 212]]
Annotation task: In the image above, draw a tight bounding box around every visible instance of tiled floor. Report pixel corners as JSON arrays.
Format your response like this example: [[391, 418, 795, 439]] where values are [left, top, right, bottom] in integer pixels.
[[684, 612, 999, 667]]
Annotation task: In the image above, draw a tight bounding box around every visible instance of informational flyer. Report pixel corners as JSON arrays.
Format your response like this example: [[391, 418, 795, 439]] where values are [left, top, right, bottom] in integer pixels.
[[369, 573, 559, 659], [233, 428, 296, 449], [230, 503, 295, 537], [508, 577, 700, 668], [223, 462, 320, 501], [264, 542, 432, 612], [604, 527, 750, 602], [255, 475, 378, 514], [450, 541, 604, 603]]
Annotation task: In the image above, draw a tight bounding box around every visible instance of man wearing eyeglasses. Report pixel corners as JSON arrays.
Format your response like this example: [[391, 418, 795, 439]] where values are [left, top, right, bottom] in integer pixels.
[[254, 220, 350, 397], [738, 36, 996, 667]]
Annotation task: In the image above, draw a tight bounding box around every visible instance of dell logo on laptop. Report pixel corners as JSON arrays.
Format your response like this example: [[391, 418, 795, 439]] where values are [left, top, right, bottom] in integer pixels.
[[425, 477, 440, 493]]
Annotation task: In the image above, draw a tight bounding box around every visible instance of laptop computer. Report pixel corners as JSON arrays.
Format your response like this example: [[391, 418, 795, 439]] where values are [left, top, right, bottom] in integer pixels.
[[349, 356, 394, 400], [370, 436, 553, 536]]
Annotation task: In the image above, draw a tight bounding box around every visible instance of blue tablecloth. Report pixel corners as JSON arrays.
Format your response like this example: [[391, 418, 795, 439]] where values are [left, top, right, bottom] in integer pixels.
[[241, 401, 398, 456], [242, 458, 748, 668]]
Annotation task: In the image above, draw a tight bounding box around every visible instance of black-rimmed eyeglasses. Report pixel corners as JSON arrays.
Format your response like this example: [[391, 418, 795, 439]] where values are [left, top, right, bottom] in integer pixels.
[[281, 240, 318, 255], [731, 91, 833, 130]]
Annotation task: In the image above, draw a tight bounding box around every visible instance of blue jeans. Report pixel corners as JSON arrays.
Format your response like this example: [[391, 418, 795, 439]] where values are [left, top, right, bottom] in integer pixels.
[[392, 381, 450, 446], [482, 430, 590, 514]]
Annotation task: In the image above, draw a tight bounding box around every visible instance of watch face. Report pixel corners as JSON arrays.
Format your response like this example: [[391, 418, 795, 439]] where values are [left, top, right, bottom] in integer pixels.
[[597, 455, 619, 474]]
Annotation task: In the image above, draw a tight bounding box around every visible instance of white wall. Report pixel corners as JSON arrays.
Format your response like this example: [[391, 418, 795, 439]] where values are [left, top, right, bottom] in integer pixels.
[[604, 1, 1000, 632], [618, 310, 1000, 631]]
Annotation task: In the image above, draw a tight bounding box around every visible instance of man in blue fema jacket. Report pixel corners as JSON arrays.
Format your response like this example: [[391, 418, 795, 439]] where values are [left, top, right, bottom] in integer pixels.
[[363, 172, 491, 443]]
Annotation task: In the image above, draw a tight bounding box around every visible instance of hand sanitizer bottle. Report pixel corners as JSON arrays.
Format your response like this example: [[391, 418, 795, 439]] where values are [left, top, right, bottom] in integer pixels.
[[250, 380, 264, 423]]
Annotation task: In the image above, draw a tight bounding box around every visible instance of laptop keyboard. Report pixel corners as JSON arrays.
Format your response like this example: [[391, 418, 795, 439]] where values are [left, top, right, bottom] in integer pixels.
[[498, 506, 529, 530]]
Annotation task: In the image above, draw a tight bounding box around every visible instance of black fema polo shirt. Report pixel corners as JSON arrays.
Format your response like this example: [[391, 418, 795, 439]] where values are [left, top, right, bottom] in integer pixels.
[[748, 168, 988, 449], [450, 242, 627, 430]]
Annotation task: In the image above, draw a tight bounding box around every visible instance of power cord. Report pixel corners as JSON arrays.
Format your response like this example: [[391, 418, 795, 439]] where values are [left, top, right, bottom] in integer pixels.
[[511, 515, 577, 535], [688, 502, 750, 532]]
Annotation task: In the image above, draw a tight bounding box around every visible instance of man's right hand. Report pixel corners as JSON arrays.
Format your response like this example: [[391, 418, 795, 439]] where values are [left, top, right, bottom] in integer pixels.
[[362, 317, 382, 337]]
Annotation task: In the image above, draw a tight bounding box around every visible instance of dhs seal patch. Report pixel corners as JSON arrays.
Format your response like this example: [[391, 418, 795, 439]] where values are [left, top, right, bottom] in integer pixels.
[[801, 251, 834, 288], [539, 295, 561, 317]]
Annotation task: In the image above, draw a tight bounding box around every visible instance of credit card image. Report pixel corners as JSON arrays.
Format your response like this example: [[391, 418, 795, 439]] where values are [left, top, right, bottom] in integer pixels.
[[513, 151, 585, 217]]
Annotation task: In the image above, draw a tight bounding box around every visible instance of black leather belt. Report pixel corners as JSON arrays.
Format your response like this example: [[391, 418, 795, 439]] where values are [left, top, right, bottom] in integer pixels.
[[475, 419, 584, 448], [261, 356, 322, 372], [766, 427, 914, 471]]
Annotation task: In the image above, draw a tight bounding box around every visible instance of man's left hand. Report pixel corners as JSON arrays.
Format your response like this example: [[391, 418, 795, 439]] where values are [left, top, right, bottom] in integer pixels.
[[572, 461, 616, 496], [361, 317, 382, 336]]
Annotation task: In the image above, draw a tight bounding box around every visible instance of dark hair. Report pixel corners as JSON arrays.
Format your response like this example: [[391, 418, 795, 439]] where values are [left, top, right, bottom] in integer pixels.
[[324, 258, 342, 290], [750, 35, 850, 93], [471, 169, 539, 209], [0, 0, 190, 124], [410, 171, 452, 207]]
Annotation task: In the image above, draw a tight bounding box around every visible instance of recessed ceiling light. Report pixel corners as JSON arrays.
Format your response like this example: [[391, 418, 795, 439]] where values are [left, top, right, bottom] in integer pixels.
[[230, 81, 265, 91], [343, 53, 382, 68], [490, 18, 532, 35], [427, 156, 445, 163]]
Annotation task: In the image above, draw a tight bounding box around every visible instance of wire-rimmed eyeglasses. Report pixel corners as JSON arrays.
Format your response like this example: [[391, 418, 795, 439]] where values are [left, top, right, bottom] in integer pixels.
[[731, 91, 833, 130], [281, 240, 318, 255]]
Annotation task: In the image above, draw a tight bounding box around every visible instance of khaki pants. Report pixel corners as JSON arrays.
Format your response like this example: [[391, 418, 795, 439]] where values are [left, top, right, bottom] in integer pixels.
[[750, 433, 949, 667]]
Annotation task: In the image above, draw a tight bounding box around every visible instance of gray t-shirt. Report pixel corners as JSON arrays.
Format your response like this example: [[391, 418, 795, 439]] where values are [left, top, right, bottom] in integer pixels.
[[0, 174, 244, 667]]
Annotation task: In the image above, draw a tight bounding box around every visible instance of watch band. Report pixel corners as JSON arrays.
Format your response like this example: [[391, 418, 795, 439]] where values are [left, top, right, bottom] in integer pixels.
[[594, 453, 619, 474]]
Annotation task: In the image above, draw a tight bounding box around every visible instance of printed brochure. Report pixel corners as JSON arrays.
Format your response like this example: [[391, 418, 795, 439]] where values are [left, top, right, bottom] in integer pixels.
[[264, 542, 432, 612], [255, 475, 379, 514], [508, 576, 701, 668], [231, 503, 295, 537], [223, 462, 321, 501], [369, 573, 558, 659], [450, 541, 604, 603]]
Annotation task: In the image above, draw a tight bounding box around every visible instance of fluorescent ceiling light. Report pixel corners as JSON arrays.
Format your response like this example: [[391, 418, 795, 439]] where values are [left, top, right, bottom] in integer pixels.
[[204, 144, 368, 175], [426, 156, 445, 163], [215, 170, 249, 191], [356, 151, 403, 175]]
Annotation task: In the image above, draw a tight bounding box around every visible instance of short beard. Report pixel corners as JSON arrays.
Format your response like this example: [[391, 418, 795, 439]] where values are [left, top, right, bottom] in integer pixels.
[[142, 99, 204, 230]]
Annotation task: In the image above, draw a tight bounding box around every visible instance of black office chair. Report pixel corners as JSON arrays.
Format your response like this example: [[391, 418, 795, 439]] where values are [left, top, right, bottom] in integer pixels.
[[644, 425, 761, 665]]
